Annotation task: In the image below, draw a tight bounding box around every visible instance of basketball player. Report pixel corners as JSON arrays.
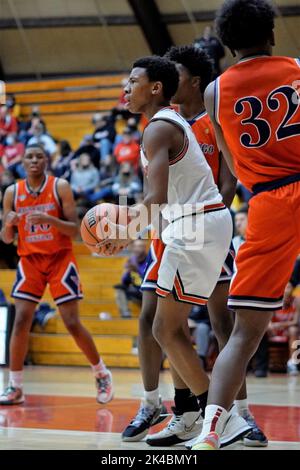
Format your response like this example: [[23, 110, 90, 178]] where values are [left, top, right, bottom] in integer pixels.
[[122, 46, 265, 447], [192, 0, 300, 450], [100, 56, 250, 443], [0, 144, 113, 405]]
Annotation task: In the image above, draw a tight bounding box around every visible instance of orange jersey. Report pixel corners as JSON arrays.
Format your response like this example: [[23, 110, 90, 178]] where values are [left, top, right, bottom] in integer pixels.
[[189, 111, 220, 184], [217, 56, 300, 191], [14, 175, 72, 256]]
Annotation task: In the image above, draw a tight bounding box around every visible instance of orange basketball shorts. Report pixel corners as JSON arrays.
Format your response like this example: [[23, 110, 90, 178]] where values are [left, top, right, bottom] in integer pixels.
[[11, 249, 83, 305], [229, 181, 300, 311]]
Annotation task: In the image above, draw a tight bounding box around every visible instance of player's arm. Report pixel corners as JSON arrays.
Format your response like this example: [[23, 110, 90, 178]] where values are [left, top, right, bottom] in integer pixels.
[[1, 185, 19, 244], [204, 81, 236, 176], [27, 179, 79, 238], [100, 121, 171, 254], [218, 153, 237, 208]]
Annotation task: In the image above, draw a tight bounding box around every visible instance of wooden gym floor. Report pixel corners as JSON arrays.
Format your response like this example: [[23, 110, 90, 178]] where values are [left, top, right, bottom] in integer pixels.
[[0, 366, 299, 450]]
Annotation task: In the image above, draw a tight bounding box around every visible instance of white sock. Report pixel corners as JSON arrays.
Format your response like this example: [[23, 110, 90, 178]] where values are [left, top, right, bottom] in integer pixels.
[[9, 370, 24, 389], [144, 388, 160, 407], [202, 404, 229, 437], [234, 399, 250, 417], [91, 358, 108, 377]]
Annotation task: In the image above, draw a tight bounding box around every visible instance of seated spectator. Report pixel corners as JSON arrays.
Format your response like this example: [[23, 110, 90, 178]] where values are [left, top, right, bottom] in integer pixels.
[[114, 128, 140, 170], [127, 117, 141, 141], [114, 239, 147, 318], [111, 162, 142, 205], [92, 113, 116, 164], [0, 133, 25, 178], [268, 303, 300, 375], [0, 105, 18, 143], [73, 135, 101, 169], [51, 140, 74, 180], [232, 206, 248, 253], [70, 153, 99, 200], [6, 94, 21, 119], [27, 121, 57, 157]]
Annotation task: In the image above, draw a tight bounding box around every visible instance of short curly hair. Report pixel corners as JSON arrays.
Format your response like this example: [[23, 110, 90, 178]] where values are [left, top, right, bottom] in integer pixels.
[[133, 56, 179, 101], [165, 45, 213, 94], [215, 0, 276, 51]]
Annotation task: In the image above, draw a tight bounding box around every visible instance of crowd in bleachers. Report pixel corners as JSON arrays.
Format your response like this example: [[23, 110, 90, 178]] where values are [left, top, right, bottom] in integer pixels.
[[0, 93, 144, 223]]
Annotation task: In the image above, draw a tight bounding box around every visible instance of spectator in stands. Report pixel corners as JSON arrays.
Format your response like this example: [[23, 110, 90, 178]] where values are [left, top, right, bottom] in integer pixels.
[[27, 121, 57, 157], [111, 162, 142, 205], [6, 94, 21, 119], [194, 25, 225, 78], [283, 256, 300, 308], [268, 303, 300, 375], [126, 117, 141, 142], [92, 113, 116, 165], [73, 135, 101, 169], [232, 206, 248, 253], [114, 128, 140, 171], [0, 105, 18, 143], [114, 239, 148, 318], [0, 133, 25, 178], [70, 153, 99, 200], [51, 140, 74, 180]]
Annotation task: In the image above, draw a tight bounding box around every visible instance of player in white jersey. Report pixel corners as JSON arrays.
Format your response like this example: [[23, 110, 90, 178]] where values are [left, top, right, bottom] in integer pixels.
[[100, 56, 233, 424]]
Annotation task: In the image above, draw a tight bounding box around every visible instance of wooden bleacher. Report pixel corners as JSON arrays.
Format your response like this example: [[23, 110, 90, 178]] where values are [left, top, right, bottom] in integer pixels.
[[6, 74, 127, 148], [0, 242, 141, 368]]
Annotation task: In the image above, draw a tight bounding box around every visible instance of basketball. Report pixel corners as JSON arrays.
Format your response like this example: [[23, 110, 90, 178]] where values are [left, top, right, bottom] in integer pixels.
[[80, 203, 129, 254]]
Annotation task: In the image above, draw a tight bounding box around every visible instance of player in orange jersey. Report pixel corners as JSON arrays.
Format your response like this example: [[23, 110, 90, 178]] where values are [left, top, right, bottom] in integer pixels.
[[193, 0, 300, 450], [0, 144, 113, 405]]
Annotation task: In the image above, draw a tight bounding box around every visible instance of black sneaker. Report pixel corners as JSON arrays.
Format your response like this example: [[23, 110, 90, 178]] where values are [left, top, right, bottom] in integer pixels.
[[122, 399, 168, 442], [242, 413, 268, 447]]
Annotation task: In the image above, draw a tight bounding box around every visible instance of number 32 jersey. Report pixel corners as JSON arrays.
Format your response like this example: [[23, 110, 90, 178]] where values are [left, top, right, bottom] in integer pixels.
[[216, 55, 300, 191], [14, 175, 72, 256]]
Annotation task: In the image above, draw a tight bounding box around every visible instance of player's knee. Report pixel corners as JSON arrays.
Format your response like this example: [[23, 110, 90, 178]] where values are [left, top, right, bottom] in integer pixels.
[[63, 316, 81, 335], [13, 312, 32, 334], [210, 316, 233, 350], [152, 318, 175, 347], [139, 307, 156, 336]]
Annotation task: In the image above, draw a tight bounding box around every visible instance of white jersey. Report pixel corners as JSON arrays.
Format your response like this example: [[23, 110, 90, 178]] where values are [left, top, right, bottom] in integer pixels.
[[140, 108, 223, 222]]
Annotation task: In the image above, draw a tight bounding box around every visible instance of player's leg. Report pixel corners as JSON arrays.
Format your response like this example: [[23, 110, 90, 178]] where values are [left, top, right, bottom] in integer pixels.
[[193, 309, 272, 451], [122, 290, 168, 441], [58, 300, 113, 404], [147, 319, 203, 447], [153, 295, 209, 397], [122, 241, 168, 441], [0, 299, 36, 405], [193, 190, 299, 450], [208, 281, 267, 446]]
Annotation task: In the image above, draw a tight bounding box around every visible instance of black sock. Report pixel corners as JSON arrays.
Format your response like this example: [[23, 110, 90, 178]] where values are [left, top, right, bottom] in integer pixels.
[[197, 390, 208, 418], [174, 388, 200, 415]]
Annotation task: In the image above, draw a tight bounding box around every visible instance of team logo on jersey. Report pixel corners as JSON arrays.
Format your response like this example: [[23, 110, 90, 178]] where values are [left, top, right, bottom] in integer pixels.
[[18, 195, 26, 202]]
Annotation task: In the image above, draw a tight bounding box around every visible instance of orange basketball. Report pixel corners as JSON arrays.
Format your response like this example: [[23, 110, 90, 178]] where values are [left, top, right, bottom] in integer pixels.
[[80, 203, 128, 254]]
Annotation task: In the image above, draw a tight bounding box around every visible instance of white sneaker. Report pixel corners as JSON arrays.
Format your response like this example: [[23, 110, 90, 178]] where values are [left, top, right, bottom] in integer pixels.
[[146, 408, 203, 446], [287, 359, 299, 376], [186, 409, 251, 450], [96, 370, 114, 404]]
